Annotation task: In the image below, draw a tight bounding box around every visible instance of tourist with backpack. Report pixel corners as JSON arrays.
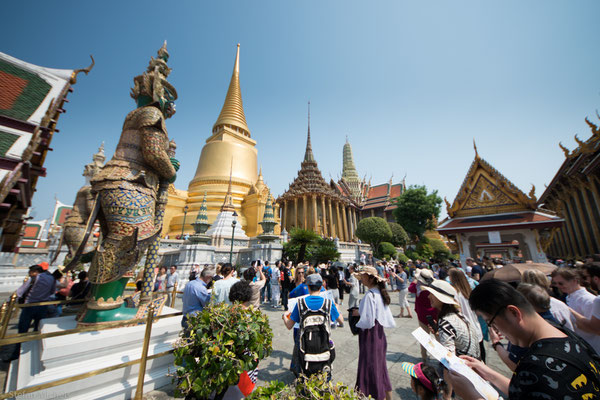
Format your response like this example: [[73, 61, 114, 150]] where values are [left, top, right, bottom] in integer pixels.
[[352, 266, 396, 400], [282, 273, 344, 380]]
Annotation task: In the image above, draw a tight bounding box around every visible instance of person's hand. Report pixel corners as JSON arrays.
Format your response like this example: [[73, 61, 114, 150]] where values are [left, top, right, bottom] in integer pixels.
[[446, 370, 485, 400], [488, 326, 500, 343], [352, 309, 360, 317], [458, 355, 495, 382]]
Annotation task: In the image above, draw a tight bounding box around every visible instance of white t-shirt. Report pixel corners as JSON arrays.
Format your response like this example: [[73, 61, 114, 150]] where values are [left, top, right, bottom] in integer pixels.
[[270, 267, 280, 285], [356, 288, 396, 330], [567, 288, 600, 354], [593, 296, 600, 320], [549, 297, 575, 331]]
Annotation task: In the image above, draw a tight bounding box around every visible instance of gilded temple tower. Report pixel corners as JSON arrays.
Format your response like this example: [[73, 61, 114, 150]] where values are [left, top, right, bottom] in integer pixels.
[[167, 44, 275, 237]]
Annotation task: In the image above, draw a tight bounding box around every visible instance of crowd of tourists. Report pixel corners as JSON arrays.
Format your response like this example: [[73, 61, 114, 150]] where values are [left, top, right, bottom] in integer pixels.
[[9, 252, 600, 399], [179, 253, 600, 400]]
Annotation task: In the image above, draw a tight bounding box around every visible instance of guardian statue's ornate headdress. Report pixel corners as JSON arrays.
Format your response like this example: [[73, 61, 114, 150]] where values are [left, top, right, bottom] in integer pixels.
[[130, 41, 177, 117]]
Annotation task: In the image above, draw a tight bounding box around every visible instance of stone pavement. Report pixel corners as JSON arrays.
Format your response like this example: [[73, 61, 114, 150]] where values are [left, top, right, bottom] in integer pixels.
[[144, 291, 512, 399]]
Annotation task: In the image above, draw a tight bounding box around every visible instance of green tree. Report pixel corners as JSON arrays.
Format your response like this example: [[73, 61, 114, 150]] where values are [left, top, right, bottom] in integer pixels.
[[313, 237, 341, 264], [429, 238, 452, 262], [388, 222, 409, 247], [416, 241, 434, 260], [287, 228, 320, 263], [393, 185, 442, 242], [355, 217, 392, 258], [396, 252, 409, 263], [379, 242, 397, 260]]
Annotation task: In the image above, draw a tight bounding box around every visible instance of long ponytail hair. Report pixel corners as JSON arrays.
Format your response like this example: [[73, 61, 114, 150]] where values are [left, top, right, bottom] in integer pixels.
[[376, 280, 391, 306]]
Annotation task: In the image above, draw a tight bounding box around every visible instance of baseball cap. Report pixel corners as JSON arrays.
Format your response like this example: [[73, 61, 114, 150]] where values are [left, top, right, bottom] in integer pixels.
[[306, 273, 323, 286]]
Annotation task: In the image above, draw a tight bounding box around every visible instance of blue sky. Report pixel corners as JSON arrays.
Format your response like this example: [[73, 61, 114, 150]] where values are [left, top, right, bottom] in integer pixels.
[[2, 1, 600, 221]]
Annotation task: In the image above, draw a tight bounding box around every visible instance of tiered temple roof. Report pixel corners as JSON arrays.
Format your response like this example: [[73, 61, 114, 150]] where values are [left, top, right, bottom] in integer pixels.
[[0, 52, 92, 251], [279, 114, 349, 204]]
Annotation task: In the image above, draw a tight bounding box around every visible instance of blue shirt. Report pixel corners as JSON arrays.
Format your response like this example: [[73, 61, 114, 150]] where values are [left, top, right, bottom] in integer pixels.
[[182, 279, 210, 317], [289, 283, 325, 298], [290, 295, 340, 324], [26, 271, 56, 303]]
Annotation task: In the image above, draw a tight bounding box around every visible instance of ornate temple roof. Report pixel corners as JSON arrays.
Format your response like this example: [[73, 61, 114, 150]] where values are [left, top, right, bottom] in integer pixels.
[[538, 115, 600, 205], [0, 51, 92, 251], [278, 107, 349, 204], [445, 143, 537, 219], [213, 44, 250, 137]]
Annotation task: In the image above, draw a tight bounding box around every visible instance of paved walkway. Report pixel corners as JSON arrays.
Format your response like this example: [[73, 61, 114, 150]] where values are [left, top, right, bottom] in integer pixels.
[[145, 291, 512, 399]]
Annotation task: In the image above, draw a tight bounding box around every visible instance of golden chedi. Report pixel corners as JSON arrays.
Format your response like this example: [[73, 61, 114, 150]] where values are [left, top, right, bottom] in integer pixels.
[[166, 44, 278, 238]]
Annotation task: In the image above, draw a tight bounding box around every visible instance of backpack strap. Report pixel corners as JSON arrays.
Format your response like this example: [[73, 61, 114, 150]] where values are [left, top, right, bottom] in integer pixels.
[[298, 297, 309, 316]]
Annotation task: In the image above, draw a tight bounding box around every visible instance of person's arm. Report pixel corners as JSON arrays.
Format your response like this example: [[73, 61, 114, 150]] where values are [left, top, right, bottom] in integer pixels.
[[257, 266, 266, 283], [488, 328, 517, 371], [570, 308, 600, 334]]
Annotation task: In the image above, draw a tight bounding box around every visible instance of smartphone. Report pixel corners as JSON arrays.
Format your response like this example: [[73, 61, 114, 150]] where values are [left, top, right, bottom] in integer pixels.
[[426, 315, 437, 333]]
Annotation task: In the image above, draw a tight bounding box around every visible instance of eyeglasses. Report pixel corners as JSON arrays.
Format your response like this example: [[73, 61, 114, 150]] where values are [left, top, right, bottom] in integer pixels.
[[486, 306, 506, 328]]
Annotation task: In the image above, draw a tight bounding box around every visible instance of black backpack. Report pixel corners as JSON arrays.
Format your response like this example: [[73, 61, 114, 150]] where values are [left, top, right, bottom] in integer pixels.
[[298, 297, 336, 377]]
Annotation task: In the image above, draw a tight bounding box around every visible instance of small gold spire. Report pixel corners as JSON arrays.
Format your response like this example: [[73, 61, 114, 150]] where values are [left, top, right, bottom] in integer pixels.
[[473, 138, 479, 159], [213, 44, 250, 136], [221, 159, 236, 212], [304, 101, 315, 162]]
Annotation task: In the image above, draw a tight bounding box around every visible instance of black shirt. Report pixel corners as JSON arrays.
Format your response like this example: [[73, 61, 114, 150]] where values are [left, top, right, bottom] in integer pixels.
[[508, 335, 600, 399]]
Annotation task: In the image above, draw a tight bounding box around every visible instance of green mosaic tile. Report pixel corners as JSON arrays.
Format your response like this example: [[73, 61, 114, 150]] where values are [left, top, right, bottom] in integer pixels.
[[0, 59, 52, 121], [0, 130, 19, 156]]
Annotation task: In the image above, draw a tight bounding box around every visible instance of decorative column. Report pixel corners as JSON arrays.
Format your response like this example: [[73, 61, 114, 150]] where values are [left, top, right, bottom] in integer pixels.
[[327, 198, 334, 238], [303, 195, 308, 230], [341, 205, 349, 242], [576, 179, 600, 252], [348, 207, 354, 240], [312, 195, 318, 234], [588, 176, 600, 210], [294, 197, 298, 228], [336, 202, 343, 240], [282, 199, 287, 231], [321, 197, 328, 237], [562, 194, 586, 256]]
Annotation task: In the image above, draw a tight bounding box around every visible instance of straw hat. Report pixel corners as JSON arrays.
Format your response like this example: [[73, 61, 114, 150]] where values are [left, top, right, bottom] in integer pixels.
[[353, 265, 386, 282], [427, 279, 458, 306], [415, 269, 434, 286]]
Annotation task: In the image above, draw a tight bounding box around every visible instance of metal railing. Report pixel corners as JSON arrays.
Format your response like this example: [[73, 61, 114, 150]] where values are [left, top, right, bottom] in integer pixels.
[[0, 283, 184, 400]]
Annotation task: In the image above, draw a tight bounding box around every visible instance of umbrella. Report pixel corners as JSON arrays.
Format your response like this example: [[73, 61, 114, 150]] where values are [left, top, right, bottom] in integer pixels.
[[480, 263, 557, 282]]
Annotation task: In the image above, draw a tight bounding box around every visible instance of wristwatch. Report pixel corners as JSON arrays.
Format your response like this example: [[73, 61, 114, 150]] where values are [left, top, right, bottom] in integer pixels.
[[492, 341, 503, 351]]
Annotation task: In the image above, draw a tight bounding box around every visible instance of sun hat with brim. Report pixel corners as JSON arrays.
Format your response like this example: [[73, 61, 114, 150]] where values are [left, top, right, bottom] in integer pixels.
[[415, 269, 434, 286], [427, 279, 458, 305], [353, 266, 386, 283], [401, 362, 434, 392]]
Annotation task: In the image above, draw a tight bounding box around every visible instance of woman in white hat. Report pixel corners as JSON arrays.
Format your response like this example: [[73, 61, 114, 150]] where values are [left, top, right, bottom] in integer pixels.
[[427, 279, 481, 400], [352, 266, 396, 400]]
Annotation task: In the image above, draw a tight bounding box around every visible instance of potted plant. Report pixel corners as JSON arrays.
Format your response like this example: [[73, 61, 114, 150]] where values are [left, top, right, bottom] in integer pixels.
[[173, 302, 273, 399]]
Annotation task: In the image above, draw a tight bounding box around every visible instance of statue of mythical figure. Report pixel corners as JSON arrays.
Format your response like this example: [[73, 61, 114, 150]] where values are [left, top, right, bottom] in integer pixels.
[[76, 42, 179, 324], [61, 144, 106, 258]]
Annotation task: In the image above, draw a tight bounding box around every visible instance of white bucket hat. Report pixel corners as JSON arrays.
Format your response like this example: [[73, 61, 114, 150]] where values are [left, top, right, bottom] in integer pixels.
[[427, 279, 458, 306]]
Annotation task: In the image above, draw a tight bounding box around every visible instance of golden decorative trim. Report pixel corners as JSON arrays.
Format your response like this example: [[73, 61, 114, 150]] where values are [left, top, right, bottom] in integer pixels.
[[86, 296, 124, 310]]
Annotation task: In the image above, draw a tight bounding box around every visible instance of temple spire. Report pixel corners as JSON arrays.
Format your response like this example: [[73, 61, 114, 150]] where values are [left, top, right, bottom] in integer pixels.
[[213, 44, 250, 136], [221, 159, 236, 212], [342, 136, 359, 181], [304, 101, 315, 163]]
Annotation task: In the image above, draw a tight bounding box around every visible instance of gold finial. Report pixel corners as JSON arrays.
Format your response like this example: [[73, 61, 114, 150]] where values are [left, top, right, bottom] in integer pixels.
[[473, 138, 479, 159], [221, 158, 236, 212], [574, 134, 586, 148], [213, 44, 250, 136], [585, 117, 599, 137], [444, 197, 452, 212], [304, 101, 315, 162], [559, 142, 570, 157], [528, 184, 537, 202], [70, 55, 95, 84]]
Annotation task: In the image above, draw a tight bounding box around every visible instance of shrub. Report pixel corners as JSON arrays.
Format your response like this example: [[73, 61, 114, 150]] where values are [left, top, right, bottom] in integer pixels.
[[379, 242, 397, 260], [396, 252, 409, 264], [173, 303, 273, 399], [429, 238, 452, 262], [248, 373, 368, 399], [355, 217, 392, 258], [388, 222, 409, 247], [416, 242, 434, 260], [313, 238, 340, 264]]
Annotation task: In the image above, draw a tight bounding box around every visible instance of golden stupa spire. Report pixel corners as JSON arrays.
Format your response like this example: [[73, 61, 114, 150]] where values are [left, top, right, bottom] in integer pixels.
[[221, 158, 236, 212], [213, 44, 250, 137], [304, 101, 315, 163]]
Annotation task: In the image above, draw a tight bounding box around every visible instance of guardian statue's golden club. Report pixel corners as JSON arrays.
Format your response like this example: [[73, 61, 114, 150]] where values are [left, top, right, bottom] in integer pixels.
[[67, 42, 180, 324]]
